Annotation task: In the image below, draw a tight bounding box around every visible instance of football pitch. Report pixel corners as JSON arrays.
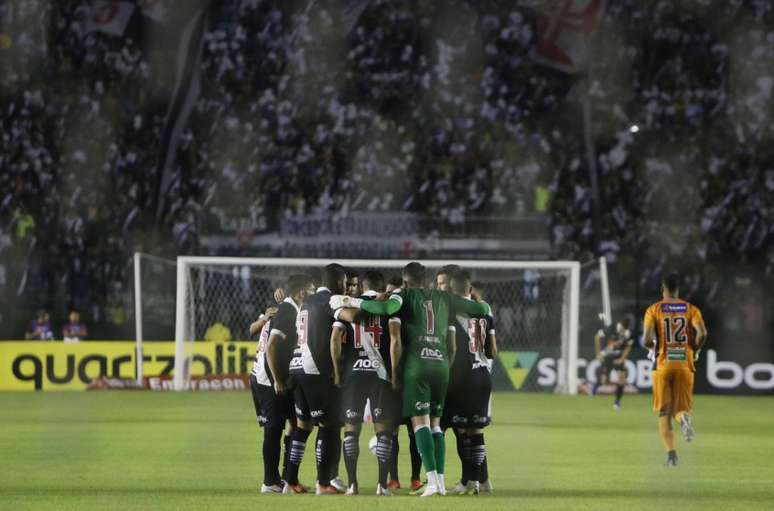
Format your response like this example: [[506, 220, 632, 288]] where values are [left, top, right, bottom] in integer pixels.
[[1, 392, 772, 511]]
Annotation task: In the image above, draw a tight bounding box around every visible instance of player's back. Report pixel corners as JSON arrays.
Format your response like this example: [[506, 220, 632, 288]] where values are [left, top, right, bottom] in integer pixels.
[[645, 299, 704, 372], [393, 287, 452, 366], [295, 289, 335, 376], [341, 292, 393, 383]]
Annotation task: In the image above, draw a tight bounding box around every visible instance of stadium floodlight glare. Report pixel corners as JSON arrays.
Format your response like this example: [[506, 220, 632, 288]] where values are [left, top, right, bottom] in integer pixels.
[[172, 257, 581, 394]]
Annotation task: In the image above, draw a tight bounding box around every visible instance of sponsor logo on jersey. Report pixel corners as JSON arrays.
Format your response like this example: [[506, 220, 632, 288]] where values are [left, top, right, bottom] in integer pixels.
[[472, 361, 488, 370], [310, 409, 324, 418], [345, 409, 360, 419], [420, 347, 443, 360], [258, 415, 268, 425], [419, 335, 440, 344], [353, 358, 381, 370], [661, 303, 687, 313], [289, 356, 303, 368], [295, 405, 303, 416], [373, 407, 382, 417]]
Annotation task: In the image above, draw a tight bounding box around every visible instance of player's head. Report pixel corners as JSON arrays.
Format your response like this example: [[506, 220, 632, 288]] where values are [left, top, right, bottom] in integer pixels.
[[69, 310, 80, 324], [449, 268, 472, 297], [402, 262, 426, 288], [287, 274, 315, 302], [324, 264, 348, 294], [345, 269, 361, 297], [436, 264, 461, 291], [362, 270, 386, 294], [386, 276, 403, 293], [662, 273, 680, 298], [37, 309, 49, 322]]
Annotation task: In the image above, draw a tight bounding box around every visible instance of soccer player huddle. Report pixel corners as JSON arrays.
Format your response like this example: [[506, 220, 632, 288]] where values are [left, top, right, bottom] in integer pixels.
[[249, 262, 497, 497]]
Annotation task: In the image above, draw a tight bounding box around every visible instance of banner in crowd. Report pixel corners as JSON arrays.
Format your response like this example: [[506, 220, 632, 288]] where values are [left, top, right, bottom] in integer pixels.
[[85, 1, 136, 36], [0, 341, 254, 391]]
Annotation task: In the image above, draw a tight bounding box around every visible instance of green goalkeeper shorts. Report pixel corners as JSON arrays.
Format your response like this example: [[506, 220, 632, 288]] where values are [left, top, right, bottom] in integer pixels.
[[401, 359, 449, 418]]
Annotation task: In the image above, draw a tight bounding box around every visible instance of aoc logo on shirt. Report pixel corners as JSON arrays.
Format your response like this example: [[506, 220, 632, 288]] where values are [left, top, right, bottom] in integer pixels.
[[498, 351, 539, 390]]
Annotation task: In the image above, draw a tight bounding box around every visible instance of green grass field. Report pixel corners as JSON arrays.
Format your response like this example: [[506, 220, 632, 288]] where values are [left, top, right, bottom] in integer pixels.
[[1, 392, 773, 510]]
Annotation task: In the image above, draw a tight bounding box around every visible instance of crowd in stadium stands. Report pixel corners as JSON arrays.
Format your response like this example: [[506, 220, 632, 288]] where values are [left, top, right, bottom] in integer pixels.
[[0, 0, 772, 338]]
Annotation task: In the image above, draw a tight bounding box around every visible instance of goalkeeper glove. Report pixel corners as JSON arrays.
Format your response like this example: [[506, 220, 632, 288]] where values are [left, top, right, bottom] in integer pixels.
[[329, 295, 363, 310], [647, 349, 656, 362]]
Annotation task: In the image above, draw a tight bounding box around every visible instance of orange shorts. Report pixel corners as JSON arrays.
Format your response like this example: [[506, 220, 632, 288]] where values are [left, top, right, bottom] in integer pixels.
[[652, 369, 694, 416]]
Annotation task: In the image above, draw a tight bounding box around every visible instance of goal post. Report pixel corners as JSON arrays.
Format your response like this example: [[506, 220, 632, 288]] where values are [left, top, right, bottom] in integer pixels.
[[172, 257, 581, 393]]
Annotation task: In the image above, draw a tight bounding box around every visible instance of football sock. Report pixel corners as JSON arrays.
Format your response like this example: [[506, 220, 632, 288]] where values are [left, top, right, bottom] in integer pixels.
[[282, 434, 292, 481], [343, 431, 359, 487], [328, 426, 342, 479], [262, 427, 283, 485], [658, 416, 675, 452], [432, 426, 445, 476], [315, 426, 336, 487], [615, 384, 624, 404], [468, 433, 486, 484], [413, 425, 437, 473], [329, 426, 342, 481], [315, 428, 325, 484], [453, 429, 469, 484], [389, 432, 399, 481], [287, 428, 310, 485], [479, 455, 489, 484], [408, 427, 422, 480], [376, 432, 393, 487]]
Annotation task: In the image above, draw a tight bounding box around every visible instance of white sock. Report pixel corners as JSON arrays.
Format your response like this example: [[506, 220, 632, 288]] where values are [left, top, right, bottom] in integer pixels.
[[425, 470, 438, 487]]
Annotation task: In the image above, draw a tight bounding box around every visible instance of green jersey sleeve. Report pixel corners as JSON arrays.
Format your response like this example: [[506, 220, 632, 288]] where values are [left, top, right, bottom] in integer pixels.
[[361, 294, 403, 316]]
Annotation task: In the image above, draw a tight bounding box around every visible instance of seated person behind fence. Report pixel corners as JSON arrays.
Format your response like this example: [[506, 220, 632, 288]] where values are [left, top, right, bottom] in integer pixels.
[[26, 310, 54, 340], [63, 310, 88, 343]]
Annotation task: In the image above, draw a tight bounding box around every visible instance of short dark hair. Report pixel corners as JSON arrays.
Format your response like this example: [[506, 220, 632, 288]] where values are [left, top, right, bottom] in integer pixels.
[[287, 274, 313, 295], [436, 264, 461, 278], [345, 268, 359, 280], [662, 273, 680, 294], [323, 264, 347, 291], [362, 270, 386, 293], [402, 262, 426, 286], [619, 317, 632, 329], [387, 276, 403, 288], [450, 268, 472, 295]]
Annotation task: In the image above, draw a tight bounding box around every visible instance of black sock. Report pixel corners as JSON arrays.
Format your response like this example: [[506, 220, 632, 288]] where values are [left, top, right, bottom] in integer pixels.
[[315, 427, 331, 487], [389, 432, 399, 481], [262, 427, 283, 486], [286, 428, 310, 485], [615, 384, 624, 403], [343, 431, 359, 488], [480, 455, 489, 483], [408, 427, 421, 481], [282, 434, 291, 481], [329, 426, 342, 482], [469, 433, 486, 485], [453, 429, 469, 484], [376, 432, 393, 488]]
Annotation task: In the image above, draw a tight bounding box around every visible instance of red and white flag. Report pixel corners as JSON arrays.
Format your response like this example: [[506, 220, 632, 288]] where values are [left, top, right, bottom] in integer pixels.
[[86, 1, 135, 36], [530, 0, 606, 74]]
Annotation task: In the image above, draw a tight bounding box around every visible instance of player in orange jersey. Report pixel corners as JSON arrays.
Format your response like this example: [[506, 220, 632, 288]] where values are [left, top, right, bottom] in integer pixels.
[[642, 273, 708, 467]]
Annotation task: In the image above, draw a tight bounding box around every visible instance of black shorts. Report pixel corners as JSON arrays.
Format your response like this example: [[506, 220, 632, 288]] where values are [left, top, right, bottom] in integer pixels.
[[602, 356, 627, 374], [250, 374, 294, 429], [442, 374, 492, 429], [341, 377, 399, 426], [293, 373, 340, 425]]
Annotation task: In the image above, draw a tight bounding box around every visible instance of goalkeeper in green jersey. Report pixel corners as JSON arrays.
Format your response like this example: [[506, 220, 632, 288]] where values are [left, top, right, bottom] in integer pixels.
[[330, 262, 490, 497]]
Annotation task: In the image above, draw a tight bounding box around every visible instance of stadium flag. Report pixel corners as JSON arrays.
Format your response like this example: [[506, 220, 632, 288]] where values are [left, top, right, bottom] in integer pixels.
[[85, 1, 136, 36], [529, 0, 606, 74], [154, 3, 209, 223]]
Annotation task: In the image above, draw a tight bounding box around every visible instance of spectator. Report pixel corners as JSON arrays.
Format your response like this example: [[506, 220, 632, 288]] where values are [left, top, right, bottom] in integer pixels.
[[62, 310, 88, 343], [25, 310, 53, 341]]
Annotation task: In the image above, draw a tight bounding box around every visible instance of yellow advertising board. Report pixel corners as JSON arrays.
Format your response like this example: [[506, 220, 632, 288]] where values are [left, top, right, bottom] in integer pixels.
[[0, 341, 256, 391]]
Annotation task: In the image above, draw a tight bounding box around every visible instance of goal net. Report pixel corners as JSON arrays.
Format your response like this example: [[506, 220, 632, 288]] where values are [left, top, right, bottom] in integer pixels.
[[170, 257, 580, 394]]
